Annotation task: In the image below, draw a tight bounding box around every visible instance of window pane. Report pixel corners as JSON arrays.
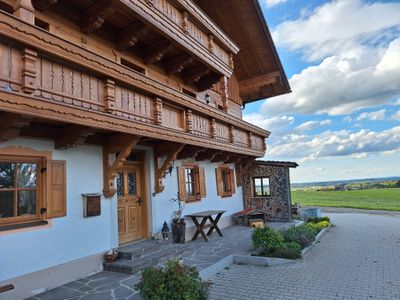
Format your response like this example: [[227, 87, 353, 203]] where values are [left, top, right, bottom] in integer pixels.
[[262, 178, 270, 196], [185, 169, 195, 196], [17, 163, 37, 188], [222, 170, 229, 192], [116, 172, 123, 197], [254, 178, 262, 196], [0, 191, 14, 218], [17, 190, 36, 216], [0, 162, 15, 189], [128, 172, 137, 196]]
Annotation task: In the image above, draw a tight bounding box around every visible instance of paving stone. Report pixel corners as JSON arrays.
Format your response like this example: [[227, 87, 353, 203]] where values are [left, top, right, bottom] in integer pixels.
[[114, 286, 135, 298], [64, 281, 85, 290], [36, 286, 84, 300], [80, 291, 112, 300], [208, 212, 400, 300]]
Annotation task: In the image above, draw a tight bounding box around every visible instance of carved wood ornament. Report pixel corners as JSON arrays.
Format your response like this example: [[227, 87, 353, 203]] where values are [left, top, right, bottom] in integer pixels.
[[154, 142, 185, 193], [103, 134, 141, 198]]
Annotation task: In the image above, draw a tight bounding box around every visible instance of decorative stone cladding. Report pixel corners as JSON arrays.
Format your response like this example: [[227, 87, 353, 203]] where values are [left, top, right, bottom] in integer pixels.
[[242, 161, 298, 222]]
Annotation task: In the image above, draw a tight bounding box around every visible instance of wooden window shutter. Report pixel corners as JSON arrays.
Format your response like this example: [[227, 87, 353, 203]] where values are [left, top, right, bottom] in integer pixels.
[[46, 160, 67, 218], [215, 167, 223, 196], [199, 167, 206, 198], [230, 169, 236, 194], [177, 166, 187, 201]]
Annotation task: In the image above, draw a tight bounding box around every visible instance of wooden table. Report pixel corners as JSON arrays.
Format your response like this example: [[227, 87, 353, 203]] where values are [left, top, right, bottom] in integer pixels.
[[185, 210, 225, 242]]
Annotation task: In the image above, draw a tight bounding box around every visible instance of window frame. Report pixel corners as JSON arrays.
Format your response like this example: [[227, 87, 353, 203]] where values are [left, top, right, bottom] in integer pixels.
[[183, 164, 201, 203], [216, 165, 235, 197], [0, 155, 45, 226], [253, 176, 271, 197]]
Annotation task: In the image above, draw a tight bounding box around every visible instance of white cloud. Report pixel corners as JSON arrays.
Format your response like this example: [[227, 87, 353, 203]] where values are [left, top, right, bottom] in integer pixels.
[[343, 116, 352, 123], [264, 126, 400, 162], [261, 38, 400, 116], [264, 0, 288, 8], [243, 113, 295, 136], [391, 110, 400, 121], [273, 0, 400, 61], [394, 99, 400, 106], [356, 109, 386, 121], [295, 119, 332, 131]]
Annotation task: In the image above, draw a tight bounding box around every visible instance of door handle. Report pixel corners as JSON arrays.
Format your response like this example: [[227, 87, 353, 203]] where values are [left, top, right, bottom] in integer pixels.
[[138, 197, 142, 206]]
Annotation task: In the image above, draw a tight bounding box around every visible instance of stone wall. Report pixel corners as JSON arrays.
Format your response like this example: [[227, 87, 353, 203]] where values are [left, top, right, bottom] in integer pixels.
[[242, 162, 295, 222]]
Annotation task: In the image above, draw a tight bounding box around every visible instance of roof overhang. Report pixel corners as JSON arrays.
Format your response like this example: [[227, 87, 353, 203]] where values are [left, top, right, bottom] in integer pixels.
[[195, 0, 291, 104]]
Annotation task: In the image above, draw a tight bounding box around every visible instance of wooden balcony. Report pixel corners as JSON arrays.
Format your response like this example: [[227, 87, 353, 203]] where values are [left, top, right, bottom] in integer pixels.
[[117, 0, 239, 78], [0, 10, 268, 157]]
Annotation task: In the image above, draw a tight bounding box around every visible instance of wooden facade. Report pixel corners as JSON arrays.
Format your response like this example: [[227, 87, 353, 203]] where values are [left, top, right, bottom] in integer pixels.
[[0, 0, 289, 198]]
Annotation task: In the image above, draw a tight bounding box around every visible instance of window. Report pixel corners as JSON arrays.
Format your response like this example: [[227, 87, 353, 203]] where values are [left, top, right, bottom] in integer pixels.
[[177, 164, 206, 202], [253, 177, 270, 197], [216, 166, 235, 197], [0, 157, 41, 224], [0, 152, 67, 229]]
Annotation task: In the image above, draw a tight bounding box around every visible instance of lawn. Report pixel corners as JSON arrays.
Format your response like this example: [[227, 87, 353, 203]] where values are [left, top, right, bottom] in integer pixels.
[[292, 188, 400, 211]]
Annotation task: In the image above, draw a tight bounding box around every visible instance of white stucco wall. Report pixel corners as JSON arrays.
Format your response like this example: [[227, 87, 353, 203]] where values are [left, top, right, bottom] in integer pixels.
[[149, 158, 244, 236], [0, 138, 118, 282]]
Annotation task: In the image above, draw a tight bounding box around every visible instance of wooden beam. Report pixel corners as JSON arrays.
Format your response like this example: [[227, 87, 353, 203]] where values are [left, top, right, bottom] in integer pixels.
[[144, 40, 173, 65], [32, 0, 57, 11], [177, 145, 205, 160], [235, 156, 256, 186], [55, 125, 96, 150], [154, 142, 185, 193], [81, 0, 114, 34], [239, 71, 280, 92], [196, 73, 220, 91], [164, 53, 195, 75], [211, 151, 230, 163], [183, 65, 210, 85], [196, 149, 222, 162], [103, 133, 141, 198], [0, 284, 14, 294], [0, 112, 31, 143], [117, 22, 149, 51]]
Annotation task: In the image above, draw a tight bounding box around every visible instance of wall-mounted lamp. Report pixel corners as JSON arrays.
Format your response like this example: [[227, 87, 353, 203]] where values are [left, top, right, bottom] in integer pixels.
[[205, 93, 211, 104]]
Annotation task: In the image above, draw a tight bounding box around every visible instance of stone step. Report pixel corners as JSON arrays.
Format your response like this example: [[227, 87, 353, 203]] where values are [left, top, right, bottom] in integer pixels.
[[118, 240, 171, 260], [103, 243, 189, 275]]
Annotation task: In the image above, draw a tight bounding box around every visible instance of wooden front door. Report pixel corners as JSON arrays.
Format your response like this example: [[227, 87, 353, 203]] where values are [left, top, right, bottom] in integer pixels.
[[117, 165, 145, 244]]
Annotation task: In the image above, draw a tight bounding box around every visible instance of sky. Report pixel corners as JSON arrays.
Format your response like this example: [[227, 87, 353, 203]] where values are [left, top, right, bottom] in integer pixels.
[[243, 0, 400, 183]]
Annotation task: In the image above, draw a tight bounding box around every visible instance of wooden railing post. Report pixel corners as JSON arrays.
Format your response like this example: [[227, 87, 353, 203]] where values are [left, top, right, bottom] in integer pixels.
[[104, 79, 116, 113], [21, 48, 37, 94], [154, 97, 163, 126]]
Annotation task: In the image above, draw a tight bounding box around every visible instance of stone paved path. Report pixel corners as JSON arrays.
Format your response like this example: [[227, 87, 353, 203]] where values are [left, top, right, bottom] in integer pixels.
[[30, 222, 298, 300], [209, 212, 400, 300]]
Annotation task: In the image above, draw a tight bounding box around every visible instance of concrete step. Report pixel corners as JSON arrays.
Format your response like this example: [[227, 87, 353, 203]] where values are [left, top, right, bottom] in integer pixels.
[[103, 243, 189, 275]]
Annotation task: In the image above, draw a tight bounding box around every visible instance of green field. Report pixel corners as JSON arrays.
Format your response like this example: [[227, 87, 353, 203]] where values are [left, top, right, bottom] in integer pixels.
[[292, 188, 400, 211]]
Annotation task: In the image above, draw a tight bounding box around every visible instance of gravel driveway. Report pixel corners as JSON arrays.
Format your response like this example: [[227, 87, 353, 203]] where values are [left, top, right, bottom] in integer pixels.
[[209, 212, 400, 300]]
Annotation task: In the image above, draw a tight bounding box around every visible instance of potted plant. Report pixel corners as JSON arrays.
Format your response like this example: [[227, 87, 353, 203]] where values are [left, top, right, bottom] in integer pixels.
[[104, 249, 119, 263], [170, 194, 186, 243]]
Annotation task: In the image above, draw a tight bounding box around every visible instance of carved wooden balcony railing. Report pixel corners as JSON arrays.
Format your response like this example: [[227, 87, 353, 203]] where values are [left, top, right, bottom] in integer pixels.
[[0, 11, 268, 157], [119, 0, 238, 78]]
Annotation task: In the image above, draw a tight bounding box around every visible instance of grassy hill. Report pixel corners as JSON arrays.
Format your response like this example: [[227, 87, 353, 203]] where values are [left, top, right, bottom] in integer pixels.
[[292, 188, 400, 211]]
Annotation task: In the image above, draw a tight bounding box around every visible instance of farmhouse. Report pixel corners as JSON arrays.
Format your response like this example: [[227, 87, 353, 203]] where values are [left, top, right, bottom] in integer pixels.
[[0, 0, 290, 298]]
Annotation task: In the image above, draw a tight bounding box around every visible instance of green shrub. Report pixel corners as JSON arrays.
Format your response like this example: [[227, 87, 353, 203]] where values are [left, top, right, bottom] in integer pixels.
[[308, 220, 330, 232], [136, 260, 209, 300], [252, 226, 285, 252], [306, 216, 330, 224], [282, 225, 318, 248], [283, 241, 302, 252], [269, 247, 302, 260]]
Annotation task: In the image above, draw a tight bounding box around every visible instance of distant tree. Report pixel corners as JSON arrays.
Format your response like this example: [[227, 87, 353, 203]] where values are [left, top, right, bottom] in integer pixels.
[[394, 180, 400, 188]]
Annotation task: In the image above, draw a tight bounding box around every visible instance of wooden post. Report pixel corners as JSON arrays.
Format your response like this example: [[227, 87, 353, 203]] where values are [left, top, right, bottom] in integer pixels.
[[13, 0, 35, 24], [104, 79, 116, 113], [154, 97, 163, 126], [21, 48, 37, 94]]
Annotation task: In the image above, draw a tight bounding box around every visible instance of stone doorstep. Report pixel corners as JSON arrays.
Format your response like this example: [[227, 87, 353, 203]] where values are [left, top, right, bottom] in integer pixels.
[[199, 225, 331, 281], [104, 243, 190, 275]]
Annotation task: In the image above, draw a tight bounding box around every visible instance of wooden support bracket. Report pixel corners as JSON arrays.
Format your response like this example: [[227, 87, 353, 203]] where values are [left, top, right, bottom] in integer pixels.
[[103, 133, 141, 198], [55, 124, 96, 149], [33, 0, 57, 11], [235, 156, 256, 186], [154, 142, 185, 193], [0, 112, 32, 143], [82, 0, 114, 34]]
